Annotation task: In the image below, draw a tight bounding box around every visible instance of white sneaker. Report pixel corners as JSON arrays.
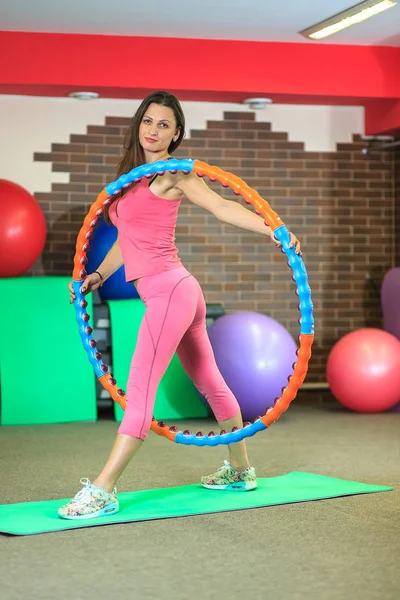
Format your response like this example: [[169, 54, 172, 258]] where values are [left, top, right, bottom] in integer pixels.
[[58, 478, 119, 519], [201, 460, 258, 491]]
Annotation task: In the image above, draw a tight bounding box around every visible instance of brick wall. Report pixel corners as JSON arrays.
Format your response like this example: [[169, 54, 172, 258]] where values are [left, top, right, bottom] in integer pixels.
[[33, 111, 395, 381], [396, 145, 400, 265]]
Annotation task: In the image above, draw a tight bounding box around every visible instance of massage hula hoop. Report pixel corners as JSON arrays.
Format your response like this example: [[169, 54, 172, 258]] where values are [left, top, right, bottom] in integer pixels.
[[72, 159, 314, 446]]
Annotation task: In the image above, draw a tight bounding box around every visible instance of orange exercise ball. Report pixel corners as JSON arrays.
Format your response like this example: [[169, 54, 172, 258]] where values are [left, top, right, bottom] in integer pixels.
[[0, 179, 47, 277], [326, 328, 400, 413]]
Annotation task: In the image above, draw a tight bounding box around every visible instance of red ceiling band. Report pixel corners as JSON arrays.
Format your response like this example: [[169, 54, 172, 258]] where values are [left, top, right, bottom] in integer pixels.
[[0, 31, 399, 134]]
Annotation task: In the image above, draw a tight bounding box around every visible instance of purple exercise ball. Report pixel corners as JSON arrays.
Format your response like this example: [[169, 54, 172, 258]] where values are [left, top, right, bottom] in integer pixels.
[[207, 312, 298, 421]]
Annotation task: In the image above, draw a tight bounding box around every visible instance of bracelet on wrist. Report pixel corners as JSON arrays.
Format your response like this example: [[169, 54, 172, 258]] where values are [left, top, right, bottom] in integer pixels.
[[94, 270, 103, 282]]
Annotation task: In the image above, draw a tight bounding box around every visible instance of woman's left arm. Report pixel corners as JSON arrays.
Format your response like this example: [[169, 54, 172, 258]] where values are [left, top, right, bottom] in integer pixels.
[[176, 174, 302, 255]]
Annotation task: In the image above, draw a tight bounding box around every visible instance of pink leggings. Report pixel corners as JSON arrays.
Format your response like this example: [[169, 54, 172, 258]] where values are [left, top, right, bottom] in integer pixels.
[[117, 266, 240, 440]]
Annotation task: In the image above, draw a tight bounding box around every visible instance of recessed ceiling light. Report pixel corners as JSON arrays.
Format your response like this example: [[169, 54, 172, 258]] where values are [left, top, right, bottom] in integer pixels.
[[242, 98, 273, 110], [69, 91, 100, 100], [299, 0, 397, 40]]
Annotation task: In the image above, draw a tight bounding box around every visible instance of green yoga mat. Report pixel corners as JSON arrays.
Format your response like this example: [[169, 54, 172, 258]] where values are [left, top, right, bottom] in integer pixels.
[[107, 299, 209, 422], [0, 472, 392, 536], [0, 277, 97, 425]]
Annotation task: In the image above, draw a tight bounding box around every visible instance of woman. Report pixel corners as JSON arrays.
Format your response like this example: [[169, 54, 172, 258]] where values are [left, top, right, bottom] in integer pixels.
[[60, 91, 301, 519]]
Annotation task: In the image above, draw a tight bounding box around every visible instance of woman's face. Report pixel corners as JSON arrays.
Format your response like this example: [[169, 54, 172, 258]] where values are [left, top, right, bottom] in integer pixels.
[[139, 103, 180, 155]]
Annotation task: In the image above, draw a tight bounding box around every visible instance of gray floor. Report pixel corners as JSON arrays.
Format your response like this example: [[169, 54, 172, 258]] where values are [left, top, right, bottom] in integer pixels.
[[1, 403, 399, 600]]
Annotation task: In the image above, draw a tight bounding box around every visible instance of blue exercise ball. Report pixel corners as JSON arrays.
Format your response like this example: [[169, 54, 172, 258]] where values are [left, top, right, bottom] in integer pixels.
[[207, 312, 298, 421], [86, 218, 139, 301]]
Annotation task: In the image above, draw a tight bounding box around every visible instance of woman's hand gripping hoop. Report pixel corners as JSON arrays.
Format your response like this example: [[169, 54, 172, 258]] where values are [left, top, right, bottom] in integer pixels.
[[72, 159, 314, 447]]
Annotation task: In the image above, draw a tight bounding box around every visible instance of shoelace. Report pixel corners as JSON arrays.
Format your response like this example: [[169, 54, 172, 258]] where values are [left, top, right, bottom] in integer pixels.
[[73, 478, 95, 502], [218, 460, 232, 472], [219, 461, 250, 475]]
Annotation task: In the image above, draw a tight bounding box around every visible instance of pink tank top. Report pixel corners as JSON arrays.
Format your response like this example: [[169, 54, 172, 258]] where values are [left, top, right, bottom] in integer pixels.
[[109, 178, 183, 281]]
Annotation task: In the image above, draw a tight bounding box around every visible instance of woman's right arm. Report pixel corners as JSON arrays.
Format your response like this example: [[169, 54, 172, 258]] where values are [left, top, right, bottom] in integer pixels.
[[69, 235, 124, 302], [94, 235, 124, 282]]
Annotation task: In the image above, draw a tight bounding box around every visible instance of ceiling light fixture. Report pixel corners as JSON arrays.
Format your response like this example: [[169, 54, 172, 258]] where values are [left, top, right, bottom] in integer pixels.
[[242, 98, 273, 110], [69, 91, 100, 100], [299, 0, 397, 40]]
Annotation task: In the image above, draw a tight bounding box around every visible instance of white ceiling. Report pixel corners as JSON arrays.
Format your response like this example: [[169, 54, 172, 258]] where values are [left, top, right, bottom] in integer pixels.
[[1, 0, 400, 45]]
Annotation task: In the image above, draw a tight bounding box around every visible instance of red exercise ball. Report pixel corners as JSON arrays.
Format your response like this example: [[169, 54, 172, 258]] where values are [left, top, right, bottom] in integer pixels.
[[0, 179, 47, 277], [326, 328, 400, 413]]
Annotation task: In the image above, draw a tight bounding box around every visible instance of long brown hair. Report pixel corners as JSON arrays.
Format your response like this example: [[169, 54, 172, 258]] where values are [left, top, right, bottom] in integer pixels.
[[104, 91, 185, 222]]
